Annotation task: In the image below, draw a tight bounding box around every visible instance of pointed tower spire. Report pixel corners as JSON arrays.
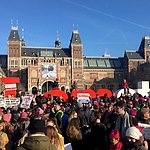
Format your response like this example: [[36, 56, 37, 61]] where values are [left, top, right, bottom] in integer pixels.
[[21, 28, 26, 46], [11, 19, 13, 29], [8, 20, 20, 41], [55, 31, 61, 48], [16, 20, 18, 28], [11, 19, 18, 30], [22, 28, 24, 39]]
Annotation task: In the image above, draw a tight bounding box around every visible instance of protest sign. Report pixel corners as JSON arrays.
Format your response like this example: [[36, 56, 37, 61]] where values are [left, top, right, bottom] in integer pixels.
[[138, 123, 150, 128], [0, 97, 20, 108], [20, 94, 32, 109], [77, 93, 90, 103], [64, 143, 72, 150]]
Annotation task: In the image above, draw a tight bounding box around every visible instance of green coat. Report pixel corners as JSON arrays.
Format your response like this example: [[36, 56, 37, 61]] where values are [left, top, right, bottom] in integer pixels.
[[16, 134, 57, 150]]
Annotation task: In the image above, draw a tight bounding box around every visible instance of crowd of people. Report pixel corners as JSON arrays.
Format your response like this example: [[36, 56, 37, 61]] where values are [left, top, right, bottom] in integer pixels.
[[0, 80, 150, 150]]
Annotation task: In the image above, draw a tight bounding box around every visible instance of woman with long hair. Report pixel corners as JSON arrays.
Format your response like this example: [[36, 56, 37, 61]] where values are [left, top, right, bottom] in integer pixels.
[[66, 118, 83, 150], [0, 120, 9, 150], [45, 126, 64, 150]]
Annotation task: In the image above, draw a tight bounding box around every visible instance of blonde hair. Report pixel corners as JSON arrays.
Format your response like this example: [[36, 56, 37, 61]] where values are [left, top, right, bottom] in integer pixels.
[[45, 126, 63, 150], [66, 125, 80, 138]]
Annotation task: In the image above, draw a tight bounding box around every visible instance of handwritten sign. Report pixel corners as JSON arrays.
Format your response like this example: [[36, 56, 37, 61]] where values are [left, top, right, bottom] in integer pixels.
[[20, 94, 32, 109], [0, 97, 20, 108]]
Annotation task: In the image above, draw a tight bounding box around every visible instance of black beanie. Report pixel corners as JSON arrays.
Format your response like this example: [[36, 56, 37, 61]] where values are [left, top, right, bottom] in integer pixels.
[[28, 119, 45, 134]]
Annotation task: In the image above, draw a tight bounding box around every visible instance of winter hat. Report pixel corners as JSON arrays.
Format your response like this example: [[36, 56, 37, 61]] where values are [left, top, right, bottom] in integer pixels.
[[61, 106, 65, 111], [0, 108, 3, 114], [110, 129, 120, 139], [130, 109, 137, 116], [42, 104, 47, 110], [37, 107, 44, 115], [135, 98, 139, 102], [140, 97, 145, 101], [28, 119, 45, 134], [126, 127, 142, 140], [3, 114, 12, 122], [21, 112, 28, 119], [94, 101, 99, 107], [147, 97, 150, 101], [65, 107, 71, 113], [77, 102, 83, 108]]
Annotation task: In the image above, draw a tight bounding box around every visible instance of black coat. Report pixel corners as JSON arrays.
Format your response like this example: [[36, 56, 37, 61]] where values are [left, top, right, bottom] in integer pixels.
[[90, 122, 108, 150]]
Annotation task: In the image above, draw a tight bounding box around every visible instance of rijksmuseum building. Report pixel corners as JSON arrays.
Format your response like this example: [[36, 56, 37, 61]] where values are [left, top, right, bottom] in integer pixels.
[[0, 25, 150, 93]]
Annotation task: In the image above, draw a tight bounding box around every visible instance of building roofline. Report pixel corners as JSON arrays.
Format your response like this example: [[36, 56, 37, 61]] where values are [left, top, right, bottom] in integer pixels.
[[125, 50, 137, 52], [22, 46, 63, 49], [128, 58, 145, 60], [84, 56, 123, 59]]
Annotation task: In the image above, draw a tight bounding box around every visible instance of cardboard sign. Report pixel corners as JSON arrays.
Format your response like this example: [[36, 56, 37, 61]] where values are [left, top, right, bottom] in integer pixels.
[[20, 94, 32, 109], [77, 93, 90, 103]]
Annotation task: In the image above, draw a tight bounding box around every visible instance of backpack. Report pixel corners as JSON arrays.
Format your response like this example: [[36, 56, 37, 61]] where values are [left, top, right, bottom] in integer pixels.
[[80, 113, 89, 128], [80, 114, 91, 137]]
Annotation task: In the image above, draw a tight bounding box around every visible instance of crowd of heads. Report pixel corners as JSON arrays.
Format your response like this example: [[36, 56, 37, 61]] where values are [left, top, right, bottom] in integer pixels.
[[0, 87, 149, 149]]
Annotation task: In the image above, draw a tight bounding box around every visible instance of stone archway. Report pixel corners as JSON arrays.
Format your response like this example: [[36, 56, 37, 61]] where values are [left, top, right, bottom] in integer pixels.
[[42, 81, 54, 94], [32, 87, 37, 94], [61, 86, 65, 92]]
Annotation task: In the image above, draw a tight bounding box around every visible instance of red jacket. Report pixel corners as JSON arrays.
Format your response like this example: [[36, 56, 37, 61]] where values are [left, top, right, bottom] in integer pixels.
[[122, 83, 128, 88], [110, 141, 123, 150]]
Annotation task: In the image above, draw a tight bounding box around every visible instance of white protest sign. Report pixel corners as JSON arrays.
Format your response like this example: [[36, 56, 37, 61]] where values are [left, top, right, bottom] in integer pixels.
[[20, 94, 32, 109], [0, 97, 20, 108], [64, 143, 72, 150], [138, 123, 150, 128], [5, 84, 17, 91], [5, 84, 16, 89], [77, 93, 90, 103]]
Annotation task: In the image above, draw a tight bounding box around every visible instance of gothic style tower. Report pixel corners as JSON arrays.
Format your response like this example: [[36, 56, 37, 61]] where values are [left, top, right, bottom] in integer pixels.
[[138, 36, 150, 62], [7, 23, 22, 77], [70, 30, 84, 89]]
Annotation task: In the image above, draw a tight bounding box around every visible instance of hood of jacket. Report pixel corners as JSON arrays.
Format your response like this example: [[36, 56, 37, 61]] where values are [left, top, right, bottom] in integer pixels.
[[21, 134, 56, 150]]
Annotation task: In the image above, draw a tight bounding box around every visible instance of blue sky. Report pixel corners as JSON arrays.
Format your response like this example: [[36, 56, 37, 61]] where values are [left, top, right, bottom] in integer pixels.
[[0, 0, 150, 57]]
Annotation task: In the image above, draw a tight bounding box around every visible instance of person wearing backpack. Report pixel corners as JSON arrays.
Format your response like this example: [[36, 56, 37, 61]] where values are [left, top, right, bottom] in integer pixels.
[[76, 102, 90, 137], [76, 103, 89, 126]]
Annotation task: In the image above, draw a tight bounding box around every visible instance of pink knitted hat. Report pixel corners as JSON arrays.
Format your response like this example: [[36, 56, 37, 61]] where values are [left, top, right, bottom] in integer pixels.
[[130, 109, 137, 116], [37, 107, 44, 115], [110, 130, 120, 139], [42, 104, 47, 110], [3, 114, 11, 122], [21, 112, 28, 119]]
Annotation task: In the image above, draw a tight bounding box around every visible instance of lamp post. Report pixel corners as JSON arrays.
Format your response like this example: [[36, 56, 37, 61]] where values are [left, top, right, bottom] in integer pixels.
[[46, 71, 48, 92]]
